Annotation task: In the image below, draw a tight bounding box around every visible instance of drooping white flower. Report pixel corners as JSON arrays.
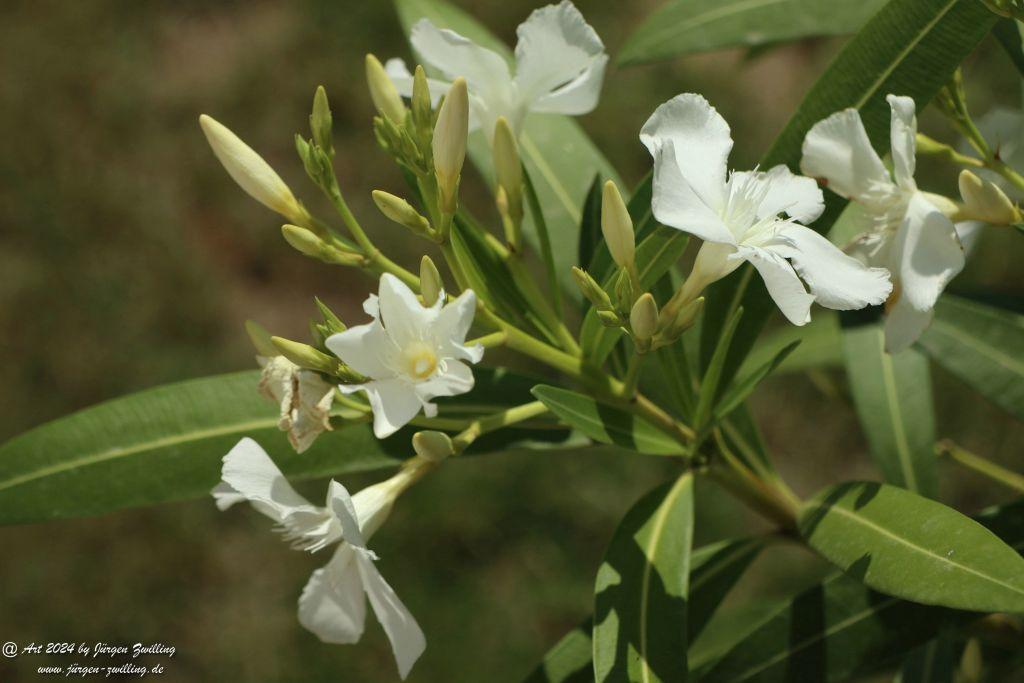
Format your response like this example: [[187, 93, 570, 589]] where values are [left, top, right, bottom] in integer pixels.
[[326, 273, 483, 439], [801, 95, 965, 352], [212, 438, 426, 679], [256, 356, 335, 453], [642, 94, 892, 327], [385, 0, 607, 141]]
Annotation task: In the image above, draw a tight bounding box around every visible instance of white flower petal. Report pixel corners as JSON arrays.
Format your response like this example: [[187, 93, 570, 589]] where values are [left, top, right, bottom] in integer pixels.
[[885, 295, 934, 353], [731, 165, 825, 224], [354, 550, 426, 680], [892, 192, 965, 313], [641, 93, 733, 211], [378, 273, 437, 348], [326, 480, 367, 550], [211, 482, 247, 511], [433, 289, 479, 356], [409, 19, 512, 94], [384, 58, 450, 105], [514, 1, 606, 115], [326, 319, 399, 379], [362, 293, 380, 318], [887, 94, 917, 190], [973, 108, 1024, 201], [217, 438, 317, 523], [649, 141, 736, 245], [955, 220, 984, 257], [298, 544, 367, 644], [359, 378, 424, 439], [415, 359, 475, 402], [772, 224, 892, 310], [739, 246, 816, 326], [800, 107, 890, 200]]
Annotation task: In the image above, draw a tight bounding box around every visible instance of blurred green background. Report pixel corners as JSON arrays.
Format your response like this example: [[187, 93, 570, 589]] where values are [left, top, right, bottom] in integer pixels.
[[1, 1, 1022, 681]]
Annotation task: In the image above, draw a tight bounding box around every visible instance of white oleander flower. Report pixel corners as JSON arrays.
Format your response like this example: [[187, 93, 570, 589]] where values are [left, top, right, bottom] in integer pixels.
[[965, 106, 1024, 202], [212, 438, 426, 679], [326, 273, 483, 439], [802, 95, 965, 352], [642, 93, 892, 327], [257, 355, 334, 453], [385, 0, 607, 141]]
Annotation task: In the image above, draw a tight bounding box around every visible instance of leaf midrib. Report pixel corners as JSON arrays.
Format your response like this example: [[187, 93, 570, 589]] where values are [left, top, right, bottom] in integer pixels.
[[929, 318, 1024, 377], [876, 330, 918, 492], [627, 0, 787, 56]]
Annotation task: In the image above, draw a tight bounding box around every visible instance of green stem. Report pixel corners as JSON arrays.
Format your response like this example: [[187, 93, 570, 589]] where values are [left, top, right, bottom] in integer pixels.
[[620, 353, 644, 399], [938, 439, 1024, 494], [451, 401, 550, 452], [466, 330, 507, 348]]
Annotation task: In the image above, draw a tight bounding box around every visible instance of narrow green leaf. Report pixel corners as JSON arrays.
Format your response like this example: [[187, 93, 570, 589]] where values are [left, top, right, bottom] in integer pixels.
[[714, 341, 799, 422], [524, 165, 563, 317], [739, 313, 842, 377], [918, 295, 1024, 422], [593, 474, 695, 682], [619, 0, 887, 66], [897, 632, 955, 683], [693, 0, 996, 395], [523, 620, 594, 683], [993, 18, 1024, 77], [530, 385, 684, 456], [694, 307, 744, 431], [0, 369, 561, 525], [842, 323, 937, 496], [799, 481, 1024, 613], [392, 0, 623, 299], [577, 174, 603, 284]]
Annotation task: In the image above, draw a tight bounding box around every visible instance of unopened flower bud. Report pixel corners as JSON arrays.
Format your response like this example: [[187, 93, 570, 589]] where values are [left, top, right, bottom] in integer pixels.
[[366, 54, 406, 124], [597, 309, 625, 327], [310, 85, 333, 156], [614, 267, 635, 311], [630, 293, 658, 343], [411, 65, 433, 131], [420, 255, 444, 306], [602, 180, 635, 269], [493, 117, 523, 218], [571, 266, 613, 310], [282, 225, 364, 266], [959, 169, 1021, 224], [199, 114, 306, 224], [981, 0, 1024, 19], [245, 319, 279, 357], [372, 190, 432, 236], [433, 78, 469, 214], [271, 336, 342, 376], [314, 297, 346, 335], [412, 430, 455, 462], [656, 296, 704, 345]]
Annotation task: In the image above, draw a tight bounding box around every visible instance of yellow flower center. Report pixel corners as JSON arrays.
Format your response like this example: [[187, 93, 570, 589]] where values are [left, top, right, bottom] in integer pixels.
[[401, 341, 438, 381]]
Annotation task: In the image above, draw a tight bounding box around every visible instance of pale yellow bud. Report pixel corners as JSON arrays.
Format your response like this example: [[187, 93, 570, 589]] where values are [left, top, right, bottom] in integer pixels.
[[270, 336, 340, 376], [199, 114, 304, 223], [372, 190, 432, 235], [656, 296, 704, 345], [433, 77, 469, 214], [412, 430, 455, 462], [959, 637, 982, 683], [602, 180, 635, 269], [365, 54, 406, 124], [281, 225, 364, 266], [571, 266, 613, 310], [959, 169, 1021, 224], [420, 255, 443, 306], [630, 293, 658, 342], [493, 117, 522, 215]]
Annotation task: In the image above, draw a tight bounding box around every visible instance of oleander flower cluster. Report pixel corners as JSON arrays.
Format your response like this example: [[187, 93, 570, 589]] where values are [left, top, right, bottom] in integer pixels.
[[194, 2, 1024, 678]]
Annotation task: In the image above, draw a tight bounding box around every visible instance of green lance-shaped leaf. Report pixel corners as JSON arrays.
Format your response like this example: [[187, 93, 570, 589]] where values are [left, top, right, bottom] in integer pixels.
[[799, 481, 1024, 614], [918, 295, 1024, 422], [739, 312, 842, 378], [593, 474, 695, 683], [713, 341, 799, 423], [0, 368, 564, 525], [618, 0, 888, 66], [693, 307, 744, 433], [700, 497, 1024, 682], [393, 0, 623, 300], [842, 322, 937, 497], [524, 535, 764, 683], [993, 18, 1024, 78], [897, 632, 956, 683], [531, 385, 684, 456], [577, 174, 604, 289], [694, 0, 997, 394]]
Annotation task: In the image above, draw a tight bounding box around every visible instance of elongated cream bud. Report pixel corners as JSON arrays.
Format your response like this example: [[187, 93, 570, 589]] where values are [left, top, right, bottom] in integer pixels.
[[959, 169, 1021, 224], [372, 190, 432, 235], [602, 180, 635, 269], [310, 85, 333, 155], [199, 114, 305, 223], [282, 225, 364, 266], [630, 293, 658, 342], [271, 336, 339, 375], [420, 255, 443, 306], [366, 54, 406, 124], [245, 320, 279, 357], [412, 430, 455, 462], [411, 65, 433, 130], [493, 117, 523, 218], [433, 77, 469, 214]]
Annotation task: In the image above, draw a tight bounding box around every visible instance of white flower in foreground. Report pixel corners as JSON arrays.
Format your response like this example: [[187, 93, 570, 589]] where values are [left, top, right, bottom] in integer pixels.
[[257, 356, 334, 453], [198, 114, 307, 225], [642, 94, 892, 326], [326, 273, 482, 439], [212, 438, 426, 679], [385, 0, 607, 140], [966, 106, 1024, 201], [801, 95, 965, 352]]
